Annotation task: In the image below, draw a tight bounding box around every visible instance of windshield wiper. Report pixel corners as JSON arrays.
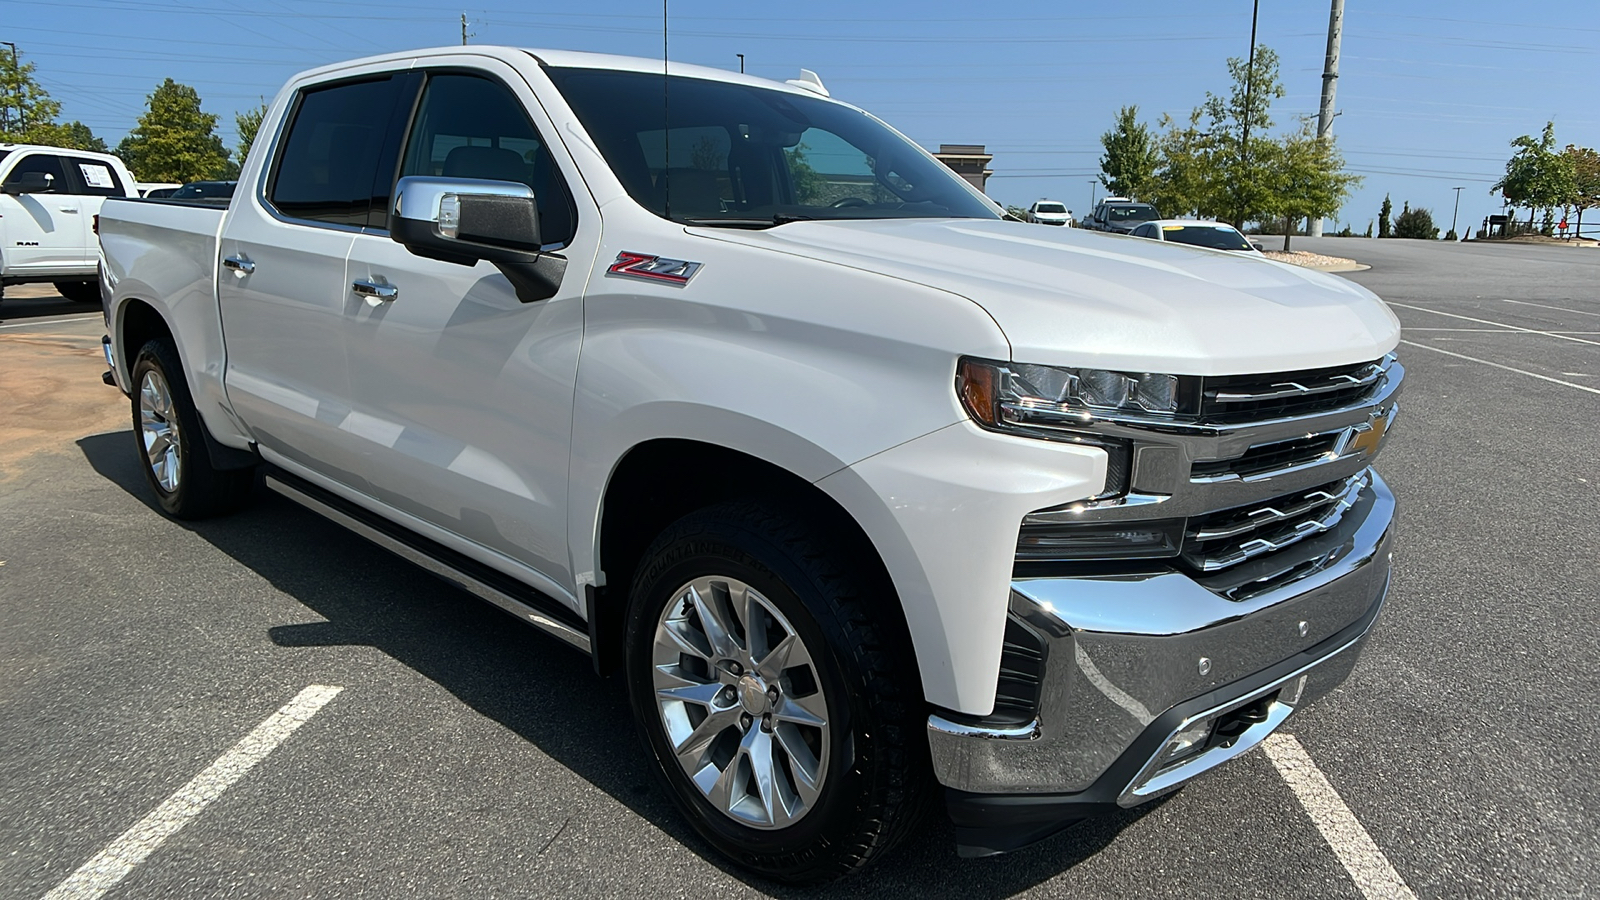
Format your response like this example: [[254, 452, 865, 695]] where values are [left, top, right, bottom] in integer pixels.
[[679, 214, 818, 228]]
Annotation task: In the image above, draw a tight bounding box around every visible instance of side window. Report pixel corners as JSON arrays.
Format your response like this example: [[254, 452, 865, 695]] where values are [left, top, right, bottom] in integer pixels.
[[66, 157, 126, 196], [6, 154, 68, 193], [398, 73, 577, 247], [269, 76, 404, 227]]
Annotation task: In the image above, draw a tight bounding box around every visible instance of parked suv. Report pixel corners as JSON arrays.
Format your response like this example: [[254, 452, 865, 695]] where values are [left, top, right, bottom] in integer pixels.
[[1025, 199, 1073, 226], [1087, 199, 1161, 234], [97, 46, 1402, 883], [0, 143, 138, 304]]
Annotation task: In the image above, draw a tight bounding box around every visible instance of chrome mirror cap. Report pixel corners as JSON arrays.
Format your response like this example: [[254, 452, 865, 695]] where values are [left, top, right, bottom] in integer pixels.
[[392, 176, 534, 224]]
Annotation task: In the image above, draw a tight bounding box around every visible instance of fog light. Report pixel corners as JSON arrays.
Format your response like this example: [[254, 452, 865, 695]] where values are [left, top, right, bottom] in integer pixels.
[[1015, 518, 1184, 562], [1161, 718, 1214, 765]]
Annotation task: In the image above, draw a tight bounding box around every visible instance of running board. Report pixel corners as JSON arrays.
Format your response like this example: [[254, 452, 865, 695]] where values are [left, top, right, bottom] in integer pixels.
[[264, 471, 592, 655]]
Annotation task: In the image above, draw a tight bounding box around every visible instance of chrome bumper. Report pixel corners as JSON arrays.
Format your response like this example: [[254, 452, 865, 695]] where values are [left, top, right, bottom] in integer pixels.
[[928, 469, 1395, 800]]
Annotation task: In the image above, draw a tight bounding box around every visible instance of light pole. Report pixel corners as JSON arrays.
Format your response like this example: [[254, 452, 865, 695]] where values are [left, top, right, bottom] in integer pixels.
[[736, 53, 744, 73], [1236, 0, 1260, 229], [1088, 179, 1097, 210], [1451, 186, 1464, 240]]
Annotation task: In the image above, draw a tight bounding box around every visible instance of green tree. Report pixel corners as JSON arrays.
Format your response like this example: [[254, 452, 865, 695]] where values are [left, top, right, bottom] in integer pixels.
[[1265, 120, 1360, 251], [1146, 110, 1223, 219], [115, 79, 230, 183], [234, 98, 268, 168], [1562, 144, 1600, 240], [1202, 45, 1287, 228], [0, 50, 106, 151], [1494, 122, 1574, 232], [1378, 194, 1393, 238], [783, 142, 824, 205], [1098, 105, 1159, 201], [1393, 201, 1439, 239]]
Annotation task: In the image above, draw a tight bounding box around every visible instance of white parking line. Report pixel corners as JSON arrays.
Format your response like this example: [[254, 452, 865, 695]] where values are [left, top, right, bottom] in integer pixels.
[[40, 685, 343, 900], [0, 315, 103, 330], [1388, 302, 1600, 348], [1501, 298, 1600, 319], [1404, 327, 1600, 334], [1264, 734, 1417, 900], [1400, 339, 1600, 396]]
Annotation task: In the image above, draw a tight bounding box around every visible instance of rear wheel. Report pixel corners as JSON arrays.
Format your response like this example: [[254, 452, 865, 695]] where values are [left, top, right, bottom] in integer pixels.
[[130, 339, 254, 518], [55, 280, 99, 303], [626, 501, 927, 883]]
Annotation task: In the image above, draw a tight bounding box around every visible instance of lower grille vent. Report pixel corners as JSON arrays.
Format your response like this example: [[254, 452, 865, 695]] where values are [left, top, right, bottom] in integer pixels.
[[1181, 472, 1368, 573]]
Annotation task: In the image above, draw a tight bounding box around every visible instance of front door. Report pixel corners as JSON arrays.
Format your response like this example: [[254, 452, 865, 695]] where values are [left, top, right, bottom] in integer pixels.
[[341, 63, 596, 603], [0, 152, 86, 273]]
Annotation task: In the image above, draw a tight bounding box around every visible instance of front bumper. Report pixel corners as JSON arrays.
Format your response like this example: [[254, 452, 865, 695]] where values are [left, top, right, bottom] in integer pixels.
[[928, 469, 1395, 855]]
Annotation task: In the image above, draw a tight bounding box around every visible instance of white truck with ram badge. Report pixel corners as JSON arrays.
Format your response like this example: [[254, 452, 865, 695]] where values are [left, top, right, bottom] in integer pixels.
[[97, 46, 1402, 883]]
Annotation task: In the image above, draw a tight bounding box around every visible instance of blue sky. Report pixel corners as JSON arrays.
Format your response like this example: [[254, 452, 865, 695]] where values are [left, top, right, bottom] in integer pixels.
[[5, 0, 1596, 234]]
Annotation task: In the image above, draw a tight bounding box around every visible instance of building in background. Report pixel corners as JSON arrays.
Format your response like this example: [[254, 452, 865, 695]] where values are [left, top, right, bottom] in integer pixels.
[[933, 144, 992, 194]]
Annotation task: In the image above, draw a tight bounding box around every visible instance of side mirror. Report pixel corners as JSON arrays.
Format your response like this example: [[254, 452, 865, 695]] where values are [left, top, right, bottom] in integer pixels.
[[390, 176, 565, 303], [3, 171, 54, 195]]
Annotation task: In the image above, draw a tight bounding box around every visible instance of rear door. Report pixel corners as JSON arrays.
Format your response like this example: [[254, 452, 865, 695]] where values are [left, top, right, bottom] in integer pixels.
[[62, 156, 130, 266], [218, 71, 419, 479], [339, 62, 596, 598], [0, 152, 86, 272]]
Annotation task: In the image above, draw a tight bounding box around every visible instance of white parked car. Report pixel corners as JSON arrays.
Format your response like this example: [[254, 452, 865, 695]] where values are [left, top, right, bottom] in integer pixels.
[[1025, 199, 1073, 226], [0, 143, 138, 304], [97, 46, 1402, 882], [1129, 219, 1262, 252]]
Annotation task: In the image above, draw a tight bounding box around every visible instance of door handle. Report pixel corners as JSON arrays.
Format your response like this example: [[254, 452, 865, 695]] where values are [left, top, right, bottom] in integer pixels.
[[59, 207, 79, 213], [352, 279, 398, 301], [223, 255, 255, 274]]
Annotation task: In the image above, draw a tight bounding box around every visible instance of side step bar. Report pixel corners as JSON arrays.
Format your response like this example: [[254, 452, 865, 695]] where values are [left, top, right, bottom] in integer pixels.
[[264, 470, 592, 655]]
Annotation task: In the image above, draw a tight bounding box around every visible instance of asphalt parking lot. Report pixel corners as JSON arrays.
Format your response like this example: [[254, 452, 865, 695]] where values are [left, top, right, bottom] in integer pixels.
[[2, 237, 1597, 899]]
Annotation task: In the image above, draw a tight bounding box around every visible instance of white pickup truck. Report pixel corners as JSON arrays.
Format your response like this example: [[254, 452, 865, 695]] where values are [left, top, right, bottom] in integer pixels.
[[97, 46, 1402, 882], [1, 143, 138, 304]]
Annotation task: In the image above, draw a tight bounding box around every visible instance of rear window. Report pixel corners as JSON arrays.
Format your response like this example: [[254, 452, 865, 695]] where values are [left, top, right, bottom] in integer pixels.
[[1161, 224, 1252, 251], [269, 76, 405, 226]]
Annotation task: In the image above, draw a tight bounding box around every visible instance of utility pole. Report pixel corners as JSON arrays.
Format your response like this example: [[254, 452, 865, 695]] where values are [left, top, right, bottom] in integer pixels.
[[736, 53, 744, 74], [1, 41, 18, 133], [1310, 0, 1344, 237], [460, 13, 472, 45], [1236, 0, 1259, 229], [1088, 179, 1098, 210], [1451, 186, 1464, 240]]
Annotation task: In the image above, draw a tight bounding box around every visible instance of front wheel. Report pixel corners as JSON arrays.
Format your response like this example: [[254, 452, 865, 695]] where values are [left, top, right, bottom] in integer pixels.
[[626, 502, 927, 883], [129, 339, 254, 518]]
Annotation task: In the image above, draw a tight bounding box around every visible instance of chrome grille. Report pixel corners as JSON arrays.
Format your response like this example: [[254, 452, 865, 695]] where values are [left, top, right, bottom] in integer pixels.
[[1181, 472, 1368, 572], [1191, 432, 1341, 482], [1199, 357, 1387, 423]]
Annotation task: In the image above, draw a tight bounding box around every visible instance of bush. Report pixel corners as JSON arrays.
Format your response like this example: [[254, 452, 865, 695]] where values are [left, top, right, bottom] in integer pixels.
[[1444, 228, 1458, 241], [1393, 202, 1440, 240], [1336, 224, 1354, 237]]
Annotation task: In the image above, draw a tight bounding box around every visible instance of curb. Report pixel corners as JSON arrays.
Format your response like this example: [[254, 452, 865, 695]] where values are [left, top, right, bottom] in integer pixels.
[[1310, 263, 1371, 273]]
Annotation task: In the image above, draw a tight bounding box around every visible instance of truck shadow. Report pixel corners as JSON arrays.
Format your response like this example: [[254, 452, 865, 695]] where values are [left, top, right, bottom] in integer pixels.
[[79, 429, 1159, 898]]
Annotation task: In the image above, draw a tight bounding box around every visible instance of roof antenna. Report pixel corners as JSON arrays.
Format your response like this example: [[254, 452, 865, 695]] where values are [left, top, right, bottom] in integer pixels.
[[662, 0, 671, 220]]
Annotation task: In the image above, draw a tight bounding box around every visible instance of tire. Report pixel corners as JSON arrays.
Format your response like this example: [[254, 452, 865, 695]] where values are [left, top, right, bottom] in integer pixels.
[[625, 501, 928, 883], [55, 280, 99, 303], [129, 338, 254, 519]]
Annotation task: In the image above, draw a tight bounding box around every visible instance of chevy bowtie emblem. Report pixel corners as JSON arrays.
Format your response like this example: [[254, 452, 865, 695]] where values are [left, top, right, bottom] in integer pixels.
[[607, 251, 703, 285], [1339, 406, 1395, 459]]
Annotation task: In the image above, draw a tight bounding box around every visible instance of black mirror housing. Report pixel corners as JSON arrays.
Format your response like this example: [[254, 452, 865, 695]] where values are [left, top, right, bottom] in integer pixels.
[[3, 171, 53, 195]]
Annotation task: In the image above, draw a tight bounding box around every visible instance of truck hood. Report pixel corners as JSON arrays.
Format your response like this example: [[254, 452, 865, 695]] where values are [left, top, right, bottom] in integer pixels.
[[693, 218, 1399, 374]]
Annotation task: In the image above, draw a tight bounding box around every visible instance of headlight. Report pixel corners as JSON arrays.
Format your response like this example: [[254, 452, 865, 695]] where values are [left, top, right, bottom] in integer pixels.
[[957, 357, 1189, 432]]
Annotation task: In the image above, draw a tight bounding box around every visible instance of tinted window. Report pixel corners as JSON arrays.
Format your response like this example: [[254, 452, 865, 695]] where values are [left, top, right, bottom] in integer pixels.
[[1106, 204, 1160, 222], [270, 77, 404, 226], [6, 153, 68, 193], [170, 181, 237, 202], [1036, 203, 1066, 213], [544, 67, 998, 225], [1161, 225, 1253, 251], [398, 73, 576, 247], [67, 157, 126, 196]]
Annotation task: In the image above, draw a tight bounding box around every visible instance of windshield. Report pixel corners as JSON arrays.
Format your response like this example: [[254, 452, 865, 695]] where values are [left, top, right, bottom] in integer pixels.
[[1107, 204, 1159, 222], [1162, 224, 1252, 251], [544, 67, 999, 226], [1035, 203, 1066, 213]]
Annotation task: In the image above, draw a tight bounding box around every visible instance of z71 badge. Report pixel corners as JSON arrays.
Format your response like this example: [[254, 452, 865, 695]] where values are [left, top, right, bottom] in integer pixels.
[[606, 251, 703, 286]]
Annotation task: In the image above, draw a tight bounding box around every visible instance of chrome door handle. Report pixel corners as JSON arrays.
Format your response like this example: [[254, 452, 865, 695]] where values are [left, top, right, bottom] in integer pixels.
[[352, 279, 398, 301], [223, 256, 255, 274]]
